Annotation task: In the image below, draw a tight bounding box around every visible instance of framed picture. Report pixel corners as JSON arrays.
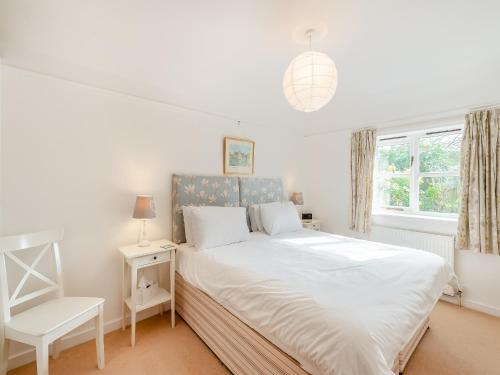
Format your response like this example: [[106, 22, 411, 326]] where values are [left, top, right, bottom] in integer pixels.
[[223, 137, 255, 175]]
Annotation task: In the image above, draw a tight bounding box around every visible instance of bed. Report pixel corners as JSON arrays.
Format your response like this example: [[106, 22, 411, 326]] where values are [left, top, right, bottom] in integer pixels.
[[171, 174, 458, 375]]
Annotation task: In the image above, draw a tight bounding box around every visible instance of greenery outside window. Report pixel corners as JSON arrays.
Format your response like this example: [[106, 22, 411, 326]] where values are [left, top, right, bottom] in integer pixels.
[[373, 127, 462, 217]]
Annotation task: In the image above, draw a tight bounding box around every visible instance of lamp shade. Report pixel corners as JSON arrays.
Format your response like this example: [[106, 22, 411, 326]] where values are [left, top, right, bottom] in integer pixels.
[[133, 195, 156, 219], [291, 192, 304, 205], [283, 51, 338, 112]]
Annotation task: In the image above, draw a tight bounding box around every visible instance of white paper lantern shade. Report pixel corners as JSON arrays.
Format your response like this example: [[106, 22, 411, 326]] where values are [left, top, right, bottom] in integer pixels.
[[283, 51, 338, 112]]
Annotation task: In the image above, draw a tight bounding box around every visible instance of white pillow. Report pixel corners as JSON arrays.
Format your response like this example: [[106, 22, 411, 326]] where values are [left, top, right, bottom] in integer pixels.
[[260, 201, 302, 235], [182, 206, 195, 245], [190, 206, 250, 250], [249, 205, 264, 232], [248, 206, 258, 232], [255, 205, 265, 232]]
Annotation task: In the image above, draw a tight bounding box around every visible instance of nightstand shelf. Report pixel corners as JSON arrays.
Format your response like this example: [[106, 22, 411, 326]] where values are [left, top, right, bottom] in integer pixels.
[[125, 288, 171, 313]]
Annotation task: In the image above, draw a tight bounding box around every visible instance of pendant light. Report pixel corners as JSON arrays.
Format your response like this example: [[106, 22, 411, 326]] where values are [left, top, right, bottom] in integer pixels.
[[283, 29, 338, 113]]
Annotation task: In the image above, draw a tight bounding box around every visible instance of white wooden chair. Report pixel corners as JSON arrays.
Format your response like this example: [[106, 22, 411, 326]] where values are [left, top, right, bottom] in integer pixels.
[[0, 229, 105, 375]]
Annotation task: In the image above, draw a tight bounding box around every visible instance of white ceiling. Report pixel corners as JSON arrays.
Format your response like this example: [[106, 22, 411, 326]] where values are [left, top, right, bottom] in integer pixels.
[[1, 0, 500, 135]]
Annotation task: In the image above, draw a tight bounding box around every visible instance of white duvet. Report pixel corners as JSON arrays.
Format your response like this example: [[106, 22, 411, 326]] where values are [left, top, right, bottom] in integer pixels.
[[177, 230, 458, 375]]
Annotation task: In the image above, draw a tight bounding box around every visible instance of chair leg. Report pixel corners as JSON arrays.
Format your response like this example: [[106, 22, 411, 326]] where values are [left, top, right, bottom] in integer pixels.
[[122, 302, 127, 331], [51, 338, 61, 359], [0, 338, 9, 375], [36, 343, 49, 375], [95, 304, 105, 370], [131, 309, 136, 347]]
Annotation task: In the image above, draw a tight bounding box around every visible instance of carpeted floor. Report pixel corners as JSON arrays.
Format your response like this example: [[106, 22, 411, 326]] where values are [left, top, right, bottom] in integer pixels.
[[8, 301, 500, 375]]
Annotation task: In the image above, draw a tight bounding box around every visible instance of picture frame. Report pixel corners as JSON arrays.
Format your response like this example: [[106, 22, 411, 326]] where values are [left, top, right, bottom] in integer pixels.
[[223, 137, 255, 175]]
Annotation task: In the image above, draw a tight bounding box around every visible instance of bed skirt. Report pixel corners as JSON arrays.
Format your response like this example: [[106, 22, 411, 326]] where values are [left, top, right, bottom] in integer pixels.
[[175, 272, 429, 374]]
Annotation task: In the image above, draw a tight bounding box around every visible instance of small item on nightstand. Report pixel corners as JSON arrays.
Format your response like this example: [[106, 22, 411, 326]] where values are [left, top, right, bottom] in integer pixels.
[[160, 244, 176, 250], [302, 213, 313, 221], [137, 276, 159, 305]]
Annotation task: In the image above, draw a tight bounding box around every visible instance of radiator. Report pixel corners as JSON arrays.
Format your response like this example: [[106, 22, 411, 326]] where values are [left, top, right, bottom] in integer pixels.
[[369, 226, 455, 271]]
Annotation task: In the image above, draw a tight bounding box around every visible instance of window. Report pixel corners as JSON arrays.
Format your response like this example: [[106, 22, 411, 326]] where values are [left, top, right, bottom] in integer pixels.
[[373, 127, 462, 217]]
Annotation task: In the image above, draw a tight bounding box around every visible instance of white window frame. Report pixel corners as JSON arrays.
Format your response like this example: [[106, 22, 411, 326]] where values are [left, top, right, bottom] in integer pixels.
[[373, 126, 463, 218]]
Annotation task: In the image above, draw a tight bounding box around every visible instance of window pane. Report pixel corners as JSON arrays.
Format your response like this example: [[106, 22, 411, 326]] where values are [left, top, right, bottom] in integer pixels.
[[377, 177, 410, 208], [419, 133, 461, 173], [376, 142, 411, 173], [419, 176, 460, 213]]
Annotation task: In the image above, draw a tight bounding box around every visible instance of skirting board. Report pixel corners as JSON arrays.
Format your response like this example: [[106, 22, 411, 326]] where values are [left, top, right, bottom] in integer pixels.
[[463, 300, 500, 318], [440, 294, 500, 318], [6, 305, 169, 371]]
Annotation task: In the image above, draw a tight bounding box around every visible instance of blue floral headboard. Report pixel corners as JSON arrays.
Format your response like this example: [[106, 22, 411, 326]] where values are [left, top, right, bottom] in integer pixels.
[[171, 174, 240, 243], [238, 177, 285, 207], [171, 174, 285, 243]]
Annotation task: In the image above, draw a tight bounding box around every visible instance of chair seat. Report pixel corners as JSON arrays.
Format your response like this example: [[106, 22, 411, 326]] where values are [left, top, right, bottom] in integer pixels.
[[6, 297, 104, 337]]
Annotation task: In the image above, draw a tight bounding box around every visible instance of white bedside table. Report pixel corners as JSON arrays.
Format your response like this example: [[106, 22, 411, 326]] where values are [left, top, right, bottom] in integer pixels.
[[119, 239, 177, 347], [302, 219, 321, 231]]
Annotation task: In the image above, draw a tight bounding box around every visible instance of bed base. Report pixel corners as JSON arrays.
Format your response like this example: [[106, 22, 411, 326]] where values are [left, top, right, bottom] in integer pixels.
[[175, 273, 429, 375]]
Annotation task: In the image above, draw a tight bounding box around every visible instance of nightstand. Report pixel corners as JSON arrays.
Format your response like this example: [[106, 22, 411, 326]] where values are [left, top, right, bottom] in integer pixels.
[[119, 239, 177, 347], [302, 219, 321, 231]]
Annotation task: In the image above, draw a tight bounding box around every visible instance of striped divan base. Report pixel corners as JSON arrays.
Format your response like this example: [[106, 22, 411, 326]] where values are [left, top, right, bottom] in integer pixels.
[[175, 273, 430, 375]]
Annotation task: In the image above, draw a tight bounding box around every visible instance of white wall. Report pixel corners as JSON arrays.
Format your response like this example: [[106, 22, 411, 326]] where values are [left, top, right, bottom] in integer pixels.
[[0, 65, 306, 367], [304, 129, 354, 238], [0, 59, 2, 230], [305, 127, 500, 318]]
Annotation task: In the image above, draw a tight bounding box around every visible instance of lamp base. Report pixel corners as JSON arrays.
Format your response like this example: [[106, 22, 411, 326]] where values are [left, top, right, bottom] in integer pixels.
[[138, 219, 150, 247], [138, 239, 151, 247], [295, 205, 304, 218]]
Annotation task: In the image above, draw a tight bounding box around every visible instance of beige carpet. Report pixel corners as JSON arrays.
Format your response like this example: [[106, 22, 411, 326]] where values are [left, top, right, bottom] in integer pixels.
[[8, 301, 500, 375]]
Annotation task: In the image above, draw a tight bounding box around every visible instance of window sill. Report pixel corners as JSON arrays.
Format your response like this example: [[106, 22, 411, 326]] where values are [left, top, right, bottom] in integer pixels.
[[372, 211, 458, 222], [371, 211, 458, 236]]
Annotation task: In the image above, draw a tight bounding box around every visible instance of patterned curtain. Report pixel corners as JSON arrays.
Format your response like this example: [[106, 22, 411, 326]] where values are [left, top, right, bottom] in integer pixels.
[[350, 129, 376, 233], [456, 109, 500, 254]]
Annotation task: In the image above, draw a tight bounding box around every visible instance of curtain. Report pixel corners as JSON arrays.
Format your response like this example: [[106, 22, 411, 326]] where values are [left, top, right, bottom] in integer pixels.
[[456, 109, 500, 254], [350, 129, 376, 233]]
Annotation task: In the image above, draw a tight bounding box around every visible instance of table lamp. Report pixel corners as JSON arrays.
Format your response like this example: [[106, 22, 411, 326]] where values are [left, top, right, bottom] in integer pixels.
[[133, 195, 156, 247], [291, 192, 304, 218]]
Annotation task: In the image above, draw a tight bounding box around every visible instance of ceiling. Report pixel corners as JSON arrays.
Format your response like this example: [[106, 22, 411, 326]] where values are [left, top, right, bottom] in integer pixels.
[[1, 0, 500, 135]]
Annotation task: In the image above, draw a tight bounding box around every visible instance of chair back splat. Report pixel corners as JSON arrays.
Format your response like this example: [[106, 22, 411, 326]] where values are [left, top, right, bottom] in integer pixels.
[[0, 229, 64, 323]]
